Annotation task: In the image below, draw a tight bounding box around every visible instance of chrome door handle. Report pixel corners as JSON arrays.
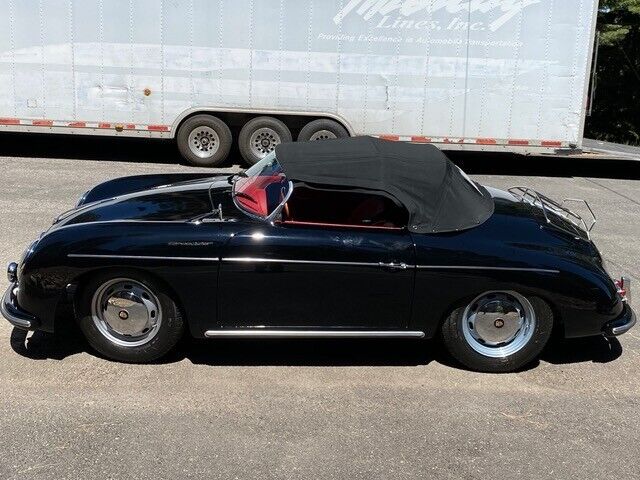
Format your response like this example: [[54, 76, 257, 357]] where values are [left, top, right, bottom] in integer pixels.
[[378, 262, 408, 270]]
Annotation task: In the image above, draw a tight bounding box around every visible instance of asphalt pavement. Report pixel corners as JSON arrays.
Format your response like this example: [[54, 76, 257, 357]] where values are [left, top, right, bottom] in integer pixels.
[[583, 138, 640, 161], [0, 133, 639, 480]]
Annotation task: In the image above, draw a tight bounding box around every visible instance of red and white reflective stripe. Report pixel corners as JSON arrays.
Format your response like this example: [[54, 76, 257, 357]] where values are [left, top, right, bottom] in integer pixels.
[[0, 118, 21, 125], [372, 134, 567, 148], [0, 117, 170, 132]]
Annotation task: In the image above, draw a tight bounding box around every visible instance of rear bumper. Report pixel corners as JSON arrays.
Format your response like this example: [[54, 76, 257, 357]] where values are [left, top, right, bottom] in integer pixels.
[[603, 303, 636, 337], [1, 283, 38, 330]]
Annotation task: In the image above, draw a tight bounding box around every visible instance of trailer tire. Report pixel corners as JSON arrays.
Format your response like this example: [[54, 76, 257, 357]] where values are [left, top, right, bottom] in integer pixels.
[[238, 116, 292, 165], [176, 115, 232, 167], [297, 119, 349, 142]]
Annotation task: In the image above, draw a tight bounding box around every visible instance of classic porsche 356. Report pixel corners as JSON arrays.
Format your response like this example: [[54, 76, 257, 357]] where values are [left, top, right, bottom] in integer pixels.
[[2, 137, 635, 372]]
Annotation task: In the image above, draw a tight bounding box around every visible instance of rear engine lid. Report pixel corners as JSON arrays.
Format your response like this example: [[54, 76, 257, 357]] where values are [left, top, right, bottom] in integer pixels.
[[508, 187, 596, 241]]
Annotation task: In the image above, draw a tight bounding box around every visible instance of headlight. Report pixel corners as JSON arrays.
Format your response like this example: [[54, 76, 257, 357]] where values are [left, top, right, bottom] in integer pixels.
[[7, 262, 18, 283]]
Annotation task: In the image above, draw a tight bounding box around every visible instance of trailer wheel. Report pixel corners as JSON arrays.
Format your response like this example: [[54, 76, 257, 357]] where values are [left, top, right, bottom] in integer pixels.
[[177, 115, 232, 167], [238, 116, 292, 165], [297, 119, 349, 142]]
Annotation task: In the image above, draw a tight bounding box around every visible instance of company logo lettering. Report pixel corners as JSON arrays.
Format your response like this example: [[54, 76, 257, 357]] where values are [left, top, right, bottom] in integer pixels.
[[334, 0, 541, 31]]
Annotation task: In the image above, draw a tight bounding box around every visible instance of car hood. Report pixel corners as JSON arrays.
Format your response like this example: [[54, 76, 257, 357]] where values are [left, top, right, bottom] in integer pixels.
[[50, 174, 234, 230]]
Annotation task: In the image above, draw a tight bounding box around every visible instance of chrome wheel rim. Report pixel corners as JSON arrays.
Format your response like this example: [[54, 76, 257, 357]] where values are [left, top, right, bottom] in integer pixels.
[[461, 291, 536, 358], [309, 130, 337, 141], [249, 128, 281, 159], [188, 126, 220, 158], [91, 278, 162, 347]]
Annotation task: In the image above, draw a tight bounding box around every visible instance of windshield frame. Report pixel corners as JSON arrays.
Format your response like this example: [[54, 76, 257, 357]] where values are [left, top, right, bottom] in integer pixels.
[[231, 153, 293, 224]]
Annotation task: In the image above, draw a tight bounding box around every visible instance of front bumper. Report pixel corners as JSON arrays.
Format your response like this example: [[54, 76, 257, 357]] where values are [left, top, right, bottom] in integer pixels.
[[603, 303, 636, 337], [1, 283, 38, 330]]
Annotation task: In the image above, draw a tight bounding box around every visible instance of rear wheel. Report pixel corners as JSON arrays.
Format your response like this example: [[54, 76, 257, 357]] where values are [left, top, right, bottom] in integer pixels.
[[238, 116, 292, 165], [441, 291, 553, 373], [297, 118, 349, 142], [176, 114, 232, 167], [76, 271, 184, 363]]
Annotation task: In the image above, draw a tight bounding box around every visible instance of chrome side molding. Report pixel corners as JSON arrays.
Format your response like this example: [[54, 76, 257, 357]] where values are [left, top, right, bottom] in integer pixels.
[[66, 254, 559, 275], [416, 265, 559, 274], [222, 257, 381, 267], [68, 254, 220, 262], [204, 330, 425, 339]]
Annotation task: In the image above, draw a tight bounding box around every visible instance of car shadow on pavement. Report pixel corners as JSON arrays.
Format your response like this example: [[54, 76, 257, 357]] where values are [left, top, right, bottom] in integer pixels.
[[10, 327, 87, 361], [540, 335, 623, 365], [9, 327, 623, 369], [167, 334, 625, 369], [170, 338, 438, 367]]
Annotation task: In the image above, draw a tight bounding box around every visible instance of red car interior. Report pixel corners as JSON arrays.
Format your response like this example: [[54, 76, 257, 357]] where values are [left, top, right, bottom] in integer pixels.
[[235, 175, 409, 230], [281, 185, 408, 230]]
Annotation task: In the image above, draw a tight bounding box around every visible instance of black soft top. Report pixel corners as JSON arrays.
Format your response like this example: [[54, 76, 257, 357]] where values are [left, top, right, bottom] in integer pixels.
[[275, 137, 494, 233]]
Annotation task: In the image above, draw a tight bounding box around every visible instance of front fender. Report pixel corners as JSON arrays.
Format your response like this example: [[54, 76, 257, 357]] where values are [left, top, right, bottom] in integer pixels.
[[16, 220, 238, 336], [80, 173, 218, 205]]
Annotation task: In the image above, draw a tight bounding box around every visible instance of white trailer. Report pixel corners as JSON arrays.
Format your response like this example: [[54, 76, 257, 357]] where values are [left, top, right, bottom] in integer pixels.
[[0, 0, 599, 166]]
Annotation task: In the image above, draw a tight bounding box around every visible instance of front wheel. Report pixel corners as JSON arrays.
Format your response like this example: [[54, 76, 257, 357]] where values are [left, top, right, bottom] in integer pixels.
[[76, 272, 184, 363], [441, 291, 553, 373]]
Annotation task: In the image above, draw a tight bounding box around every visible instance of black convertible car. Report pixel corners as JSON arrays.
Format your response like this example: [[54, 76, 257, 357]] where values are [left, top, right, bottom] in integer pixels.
[[2, 137, 635, 372]]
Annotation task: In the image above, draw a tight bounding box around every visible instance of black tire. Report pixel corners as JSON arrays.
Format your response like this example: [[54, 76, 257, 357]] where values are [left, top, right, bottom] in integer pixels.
[[297, 118, 349, 142], [176, 114, 232, 167], [76, 270, 184, 363], [440, 294, 553, 373], [238, 116, 292, 165]]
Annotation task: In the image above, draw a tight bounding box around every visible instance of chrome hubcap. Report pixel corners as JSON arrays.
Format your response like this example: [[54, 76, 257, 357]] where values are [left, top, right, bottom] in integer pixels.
[[462, 291, 536, 358], [188, 126, 220, 158], [249, 128, 281, 158], [91, 278, 162, 347], [309, 130, 337, 141]]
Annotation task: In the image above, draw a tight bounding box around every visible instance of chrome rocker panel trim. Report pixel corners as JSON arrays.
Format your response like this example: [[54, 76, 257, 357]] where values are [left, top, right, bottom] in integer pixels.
[[204, 330, 425, 339]]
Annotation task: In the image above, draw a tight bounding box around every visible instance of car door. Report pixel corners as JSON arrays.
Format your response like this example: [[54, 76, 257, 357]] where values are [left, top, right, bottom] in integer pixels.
[[217, 223, 415, 330]]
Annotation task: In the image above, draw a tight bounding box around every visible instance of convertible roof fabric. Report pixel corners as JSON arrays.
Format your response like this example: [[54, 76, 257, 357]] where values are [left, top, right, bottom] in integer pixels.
[[275, 136, 494, 233]]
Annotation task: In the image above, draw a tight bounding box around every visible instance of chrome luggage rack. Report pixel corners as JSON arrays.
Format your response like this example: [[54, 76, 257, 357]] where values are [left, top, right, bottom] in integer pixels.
[[508, 186, 596, 239]]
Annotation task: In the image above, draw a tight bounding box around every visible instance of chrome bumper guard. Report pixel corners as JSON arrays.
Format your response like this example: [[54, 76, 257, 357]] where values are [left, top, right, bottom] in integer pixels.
[[603, 303, 636, 337], [1, 283, 37, 329]]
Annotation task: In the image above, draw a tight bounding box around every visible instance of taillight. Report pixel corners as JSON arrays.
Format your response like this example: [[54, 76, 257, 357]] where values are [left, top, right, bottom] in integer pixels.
[[615, 277, 631, 303]]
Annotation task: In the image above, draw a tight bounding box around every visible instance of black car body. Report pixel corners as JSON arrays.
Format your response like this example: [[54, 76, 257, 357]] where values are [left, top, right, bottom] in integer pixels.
[[3, 138, 635, 372]]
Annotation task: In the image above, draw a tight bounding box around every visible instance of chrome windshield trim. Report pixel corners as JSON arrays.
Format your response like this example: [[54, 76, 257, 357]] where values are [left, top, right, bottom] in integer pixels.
[[68, 254, 220, 262], [416, 265, 560, 274], [204, 330, 425, 338], [222, 257, 381, 267], [232, 180, 294, 224]]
